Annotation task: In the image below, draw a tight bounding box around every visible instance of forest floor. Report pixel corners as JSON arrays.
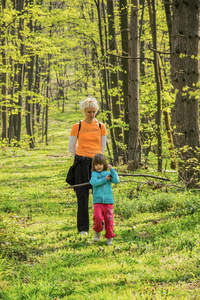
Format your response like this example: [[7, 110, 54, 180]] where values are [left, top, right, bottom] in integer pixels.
[[0, 106, 200, 299]]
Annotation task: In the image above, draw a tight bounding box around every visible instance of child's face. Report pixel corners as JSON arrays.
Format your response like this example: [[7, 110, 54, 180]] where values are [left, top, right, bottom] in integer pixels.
[[95, 163, 104, 172]]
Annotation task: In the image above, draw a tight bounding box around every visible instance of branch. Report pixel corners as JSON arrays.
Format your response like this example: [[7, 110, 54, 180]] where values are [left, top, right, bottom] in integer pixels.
[[150, 48, 174, 55], [118, 173, 170, 181], [67, 182, 91, 189], [72, 30, 154, 62], [67, 173, 170, 188], [4, 9, 29, 30], [161, 1, 176, 5]]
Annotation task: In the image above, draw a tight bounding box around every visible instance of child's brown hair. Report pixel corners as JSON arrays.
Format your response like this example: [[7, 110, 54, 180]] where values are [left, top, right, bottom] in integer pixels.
[[91, 154, 108, 171]]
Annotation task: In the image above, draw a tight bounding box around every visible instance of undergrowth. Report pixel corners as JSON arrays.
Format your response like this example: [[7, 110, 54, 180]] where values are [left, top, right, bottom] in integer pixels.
[[0, 105, 200, 299]]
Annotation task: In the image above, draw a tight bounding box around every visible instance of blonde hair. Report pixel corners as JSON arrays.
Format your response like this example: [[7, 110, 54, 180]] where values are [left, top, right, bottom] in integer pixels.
[[91, 154, 108, 171], [80, 97, 99, 113]]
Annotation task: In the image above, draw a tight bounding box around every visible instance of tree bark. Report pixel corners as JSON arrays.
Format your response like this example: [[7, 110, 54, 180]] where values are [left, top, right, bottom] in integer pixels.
[[107, 0, 123, 154], [128, 0, 141, 170], [13, 0, 25, 143], [172, 0, 200, 184], [45, 1, 52, 146], [139, 0, 146, 77], [95, 0, 119, 163], [26, 7, 35, 148], [147, 0, 162, 172], [164, 0, 173, 54], [148, 1, 176, 170], [34, 55, 41, 124], [119, 0, 129, 158], [0, 0, 8, 141]]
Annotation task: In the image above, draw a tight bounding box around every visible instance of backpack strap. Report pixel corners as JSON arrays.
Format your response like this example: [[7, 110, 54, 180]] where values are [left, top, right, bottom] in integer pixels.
[[77, 121, 101, 138], [77, 121, 81, 138]]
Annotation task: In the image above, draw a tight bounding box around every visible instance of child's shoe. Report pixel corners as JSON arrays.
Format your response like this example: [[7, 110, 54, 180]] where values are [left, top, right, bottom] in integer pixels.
[[107, 238, 113, 245], [94, 232, 101, 242]]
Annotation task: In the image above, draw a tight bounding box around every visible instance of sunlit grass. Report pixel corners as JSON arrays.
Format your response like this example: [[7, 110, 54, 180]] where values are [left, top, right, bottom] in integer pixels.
[[0, 107, 200, 299]]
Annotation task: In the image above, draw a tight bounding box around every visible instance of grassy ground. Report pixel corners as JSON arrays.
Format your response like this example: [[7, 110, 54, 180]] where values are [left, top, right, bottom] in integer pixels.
[[0, 105, 200, 299]]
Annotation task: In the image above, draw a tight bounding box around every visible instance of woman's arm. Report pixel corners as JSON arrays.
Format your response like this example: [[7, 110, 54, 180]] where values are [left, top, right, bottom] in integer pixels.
[[68, 136, 77, 156], [101, 135, 107, 153]]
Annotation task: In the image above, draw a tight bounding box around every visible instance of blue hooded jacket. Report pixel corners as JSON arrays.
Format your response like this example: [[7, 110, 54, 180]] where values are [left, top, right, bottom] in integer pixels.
[[89, 168, 119, 204]]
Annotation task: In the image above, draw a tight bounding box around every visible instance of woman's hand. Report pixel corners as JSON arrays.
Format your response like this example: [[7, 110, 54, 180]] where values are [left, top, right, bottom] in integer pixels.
[[108, 164, 112, 170]]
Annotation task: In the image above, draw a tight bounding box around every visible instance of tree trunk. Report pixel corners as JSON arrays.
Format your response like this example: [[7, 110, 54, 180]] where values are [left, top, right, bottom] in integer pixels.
[[128, 0, 141, 170], [26, 10, 35, 148], [45, 53, 51, 146], [172, 0, 200, 184], [163, 0, 177, 169], [147, 0, 162, 172], [14, 0, 25, 143], [107, 0, 123, 154], [34, 55, 41, 124], [164, 0, 173, 55], [139, 0, 146, 77], [148, 0, 176, 170], [0, 0, 8, 141], [119, 0, 129, 158], [95, 0, 119, 163], [45, 2, 52, 146]]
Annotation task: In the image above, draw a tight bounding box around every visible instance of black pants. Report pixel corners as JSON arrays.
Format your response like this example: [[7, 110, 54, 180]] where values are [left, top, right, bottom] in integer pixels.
[[74, 157, 92, 232]]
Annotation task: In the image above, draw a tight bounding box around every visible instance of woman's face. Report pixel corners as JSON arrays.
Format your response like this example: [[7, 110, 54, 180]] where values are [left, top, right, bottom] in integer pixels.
[[84, 107, 97, 122]]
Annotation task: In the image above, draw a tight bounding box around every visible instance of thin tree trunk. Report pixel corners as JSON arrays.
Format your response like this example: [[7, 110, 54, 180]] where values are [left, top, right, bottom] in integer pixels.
[[139, 0, 146, 77], [147, 0, 162, 172], [9, 53, 18, 143], [34, 54, 41, 124], [15, 0, 25, 143], [164, 0, 172, 55], [128, 0, 141, 170], [45, 1, 52, 145], [1, 0, 7, 141], [163, 0, 177, 169], [26, 8, 35, 148], [107, 0, 123, 155], [34, 2, 42, 127], [45, 53, 51, 146], [148, 1, 176, 169], [119, 0, 129, 159], [95, 0, 119, 163]]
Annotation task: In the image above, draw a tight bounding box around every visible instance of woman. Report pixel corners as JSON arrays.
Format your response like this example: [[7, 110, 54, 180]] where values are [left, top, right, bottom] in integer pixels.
[[67, 97, 107, 235]]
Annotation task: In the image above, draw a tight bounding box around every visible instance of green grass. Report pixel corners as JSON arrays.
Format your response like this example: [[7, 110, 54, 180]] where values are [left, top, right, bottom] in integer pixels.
[[0, 104, 200, 299]]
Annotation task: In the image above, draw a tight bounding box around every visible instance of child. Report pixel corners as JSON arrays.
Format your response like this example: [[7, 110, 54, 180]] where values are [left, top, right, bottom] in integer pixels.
[[89, 154, 119, 245]]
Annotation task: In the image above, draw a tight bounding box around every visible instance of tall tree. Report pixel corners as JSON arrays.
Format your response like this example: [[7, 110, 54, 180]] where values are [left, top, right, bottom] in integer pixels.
[[95, 0, 118, 162], [13, 0, 25, 142], [128, 0, 141, 169], [0, 0, 7, 141], [148, 0, 176, 170], [45, 1, 53, 145], [26, 0, 35, 148], [107, 0, 123, 155], [147, 0, 162, 172], [119, 0, 129, 157], [172, 0, 200, 184]]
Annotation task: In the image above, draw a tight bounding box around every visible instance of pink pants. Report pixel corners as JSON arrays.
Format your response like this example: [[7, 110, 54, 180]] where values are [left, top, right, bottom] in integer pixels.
[[93, 203, 116, 239]]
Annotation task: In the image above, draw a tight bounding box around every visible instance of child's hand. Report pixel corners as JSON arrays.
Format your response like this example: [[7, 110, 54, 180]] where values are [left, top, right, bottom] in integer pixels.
[[108, 164, 112, 170], [106, 175, 111, 181]]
